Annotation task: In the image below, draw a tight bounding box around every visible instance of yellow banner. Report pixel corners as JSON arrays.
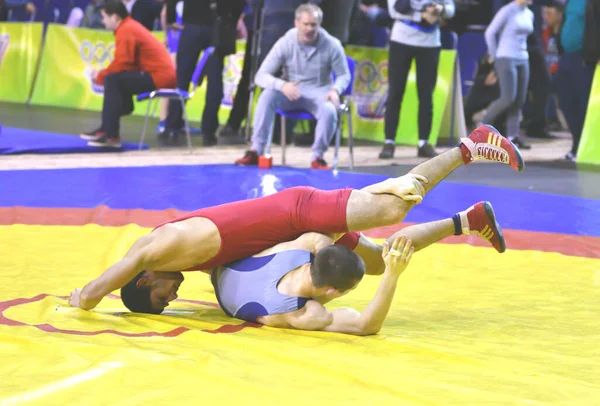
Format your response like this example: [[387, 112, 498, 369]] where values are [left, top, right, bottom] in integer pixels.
[[0, 22, 43, 103]]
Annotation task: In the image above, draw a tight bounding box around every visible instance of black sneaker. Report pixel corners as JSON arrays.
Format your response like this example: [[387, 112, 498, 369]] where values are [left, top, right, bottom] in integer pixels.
[[379, 143, 395, 159], [509, 136, 531, 150], [418, 143, 438, 157], [158, 130, 179, 146], [88, 135, 121, 148], [80, 127, 105, 141]]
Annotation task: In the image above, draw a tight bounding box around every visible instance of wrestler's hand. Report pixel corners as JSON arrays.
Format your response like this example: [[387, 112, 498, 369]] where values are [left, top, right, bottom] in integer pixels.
[[382, 236, 413, 277], [68, 288, 83, 308], [395, 173, 428, 204]]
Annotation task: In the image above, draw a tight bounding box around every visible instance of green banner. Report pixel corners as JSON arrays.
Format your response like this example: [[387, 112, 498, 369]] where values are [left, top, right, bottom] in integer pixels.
[[28, 25, 456, 144], [345, 45, 455, 146], [576, 65, 600, 165], [0, 22, 43, 103], [30, 24, 245, 123]]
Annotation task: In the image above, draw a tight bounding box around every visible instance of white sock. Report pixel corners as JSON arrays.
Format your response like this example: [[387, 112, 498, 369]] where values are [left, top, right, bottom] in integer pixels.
[[418, 140, 427, 148], [459, 209, 471, 235], [385, 139, 395, 145]]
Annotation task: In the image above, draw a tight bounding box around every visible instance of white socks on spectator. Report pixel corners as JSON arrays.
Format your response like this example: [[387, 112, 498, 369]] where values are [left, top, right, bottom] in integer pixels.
[[418, 140, 427, 147]]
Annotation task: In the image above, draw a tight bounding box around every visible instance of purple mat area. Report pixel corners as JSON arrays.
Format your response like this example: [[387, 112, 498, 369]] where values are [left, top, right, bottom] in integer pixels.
[[0, 125, 148, 154]]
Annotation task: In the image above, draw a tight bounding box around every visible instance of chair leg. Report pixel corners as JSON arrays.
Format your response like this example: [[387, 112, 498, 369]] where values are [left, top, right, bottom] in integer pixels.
[[139, 98, 153, 151], [281, 115, 287, 166], [347, 106, 354, 171], [333, 112, 341, 174], [179, 96, 193, 153]]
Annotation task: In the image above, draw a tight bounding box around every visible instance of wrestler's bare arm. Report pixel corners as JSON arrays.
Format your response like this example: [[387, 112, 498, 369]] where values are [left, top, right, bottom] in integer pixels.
[[261, 237, 414, 335], [70, 217, 220, 310]]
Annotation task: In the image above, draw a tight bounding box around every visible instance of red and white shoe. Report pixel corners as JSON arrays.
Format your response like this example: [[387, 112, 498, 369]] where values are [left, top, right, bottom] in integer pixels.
[[460, 124, 524, 172], [459, 201, 506, 253]]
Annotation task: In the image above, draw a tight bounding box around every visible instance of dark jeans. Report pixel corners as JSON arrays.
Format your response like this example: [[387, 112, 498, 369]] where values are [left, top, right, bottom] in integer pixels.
[[101, 71, 155, 138], [557, 51, 595, 155], [525, 46, 551, 132], [227, 29, 283, 130], [384, 41, 441, 142], [166, 24, 223, 137]]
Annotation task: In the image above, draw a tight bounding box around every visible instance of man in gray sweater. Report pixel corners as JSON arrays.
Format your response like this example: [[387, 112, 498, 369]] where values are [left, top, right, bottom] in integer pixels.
[[235, 3, 351, 170]]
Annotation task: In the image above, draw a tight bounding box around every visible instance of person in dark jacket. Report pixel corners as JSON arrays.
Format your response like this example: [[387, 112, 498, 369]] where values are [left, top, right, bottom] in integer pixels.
[[556, 0, 600, 162]]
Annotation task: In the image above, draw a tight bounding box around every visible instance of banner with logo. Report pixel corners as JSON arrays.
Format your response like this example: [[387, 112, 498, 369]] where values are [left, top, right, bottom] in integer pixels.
[[30, 24, 246, 123], [0, 22, 43, 103], [345, 46, 456, 146]]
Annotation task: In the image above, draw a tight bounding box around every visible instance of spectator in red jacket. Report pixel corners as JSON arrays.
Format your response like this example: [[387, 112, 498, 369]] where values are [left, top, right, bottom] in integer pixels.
[[541, 2, 563, 75], [80, 0, 176, 148]]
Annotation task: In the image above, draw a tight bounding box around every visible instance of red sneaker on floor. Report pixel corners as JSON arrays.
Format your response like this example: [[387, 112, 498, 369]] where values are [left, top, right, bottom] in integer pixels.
[[235, 150, 259, 166], [311, 158, 330, 170], [460, 201, 506, 253], [460, 124, 524, 172]]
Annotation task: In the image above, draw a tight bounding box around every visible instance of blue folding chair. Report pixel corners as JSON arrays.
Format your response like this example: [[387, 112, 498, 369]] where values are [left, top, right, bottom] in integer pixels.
[[137, 46, 215, 151], [267, 56, 356, 172]]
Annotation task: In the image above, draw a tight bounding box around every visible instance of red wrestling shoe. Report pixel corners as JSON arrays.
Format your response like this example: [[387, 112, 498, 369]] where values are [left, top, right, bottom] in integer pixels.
[[459, 201, 506, 253], [235, 150, 259, 166], [460, 124, 524, 172]]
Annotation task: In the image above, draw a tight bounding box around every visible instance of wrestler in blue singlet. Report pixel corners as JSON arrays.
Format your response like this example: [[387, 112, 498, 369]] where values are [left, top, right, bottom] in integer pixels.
[[211, 250, 313, 323]]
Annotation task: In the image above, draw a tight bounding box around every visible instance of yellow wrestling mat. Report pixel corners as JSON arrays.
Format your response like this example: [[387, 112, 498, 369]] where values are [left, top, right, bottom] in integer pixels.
[[1, 224, 599, 405]]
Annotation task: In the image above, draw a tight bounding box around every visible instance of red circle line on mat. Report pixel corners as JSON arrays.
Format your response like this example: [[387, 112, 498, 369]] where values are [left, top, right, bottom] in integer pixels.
[[0, 293, 261, 337]]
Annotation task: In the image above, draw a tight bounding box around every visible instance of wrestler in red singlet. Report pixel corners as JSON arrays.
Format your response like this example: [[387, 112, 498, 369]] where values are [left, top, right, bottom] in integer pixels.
[[155, 187, 361, 270]]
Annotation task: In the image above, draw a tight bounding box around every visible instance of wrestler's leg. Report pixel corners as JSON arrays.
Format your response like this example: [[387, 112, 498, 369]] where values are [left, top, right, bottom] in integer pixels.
[[353, 219, 455, 276], [362, 124, 525, 199], [361, 148, 463, 198], [353, 201, 505, 276]]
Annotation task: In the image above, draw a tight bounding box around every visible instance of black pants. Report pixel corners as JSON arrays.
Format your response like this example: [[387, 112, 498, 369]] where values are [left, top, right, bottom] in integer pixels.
[[101, 71, 155, 138], [384, 41, 440, 142], [525, 46, 551, 132], [166, 24, 223, 137], [557, 51, 595, 155], [227, 28, 283, 130], [226, 32, 253, 130]]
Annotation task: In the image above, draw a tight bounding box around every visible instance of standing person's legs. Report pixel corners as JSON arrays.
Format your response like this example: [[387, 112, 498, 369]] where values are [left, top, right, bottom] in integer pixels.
[[223, 33, 253, 134], [201, 50, 225, 145], [159, 52, 177, 126], [504, 60, 531, 149], [381, 41, 415, 159], [164, 25, 210, 139], [571, 54, 595, 156], [525, 46, 551, 138], [556, 52, 593, 159], [482, 58, 518, 128], [414, 45, 441, 157]]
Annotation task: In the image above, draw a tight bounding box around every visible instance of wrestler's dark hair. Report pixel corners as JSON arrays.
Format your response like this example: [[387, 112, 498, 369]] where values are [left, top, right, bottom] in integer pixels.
[[101, 0, 129, 19], [121, 271, 163, 315], [310, 245, 365, 292]]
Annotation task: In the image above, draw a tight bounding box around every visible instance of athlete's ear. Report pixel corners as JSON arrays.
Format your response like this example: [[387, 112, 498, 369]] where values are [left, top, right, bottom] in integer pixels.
[[135, 271, 153, 288], [325, 287, 337, 295]]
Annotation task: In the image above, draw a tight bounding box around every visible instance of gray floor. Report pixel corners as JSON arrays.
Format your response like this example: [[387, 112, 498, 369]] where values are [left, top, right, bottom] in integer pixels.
[[1, 102, 599, 200]]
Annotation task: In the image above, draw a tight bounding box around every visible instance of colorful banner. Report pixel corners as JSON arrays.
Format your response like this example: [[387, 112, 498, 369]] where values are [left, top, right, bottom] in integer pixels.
[[29, 25, 458, 145], [575, 65, 600, 165], [30, 24, 245, 123], [0, 22, 43, 103], [346, 45, 456, 146]]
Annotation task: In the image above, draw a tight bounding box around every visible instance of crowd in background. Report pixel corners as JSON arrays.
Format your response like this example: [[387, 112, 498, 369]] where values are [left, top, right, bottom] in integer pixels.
[[1, 0, 598, 163]]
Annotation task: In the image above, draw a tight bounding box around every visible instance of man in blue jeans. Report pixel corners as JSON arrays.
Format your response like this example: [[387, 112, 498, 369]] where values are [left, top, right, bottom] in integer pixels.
[[234, 4, 350, 170]]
